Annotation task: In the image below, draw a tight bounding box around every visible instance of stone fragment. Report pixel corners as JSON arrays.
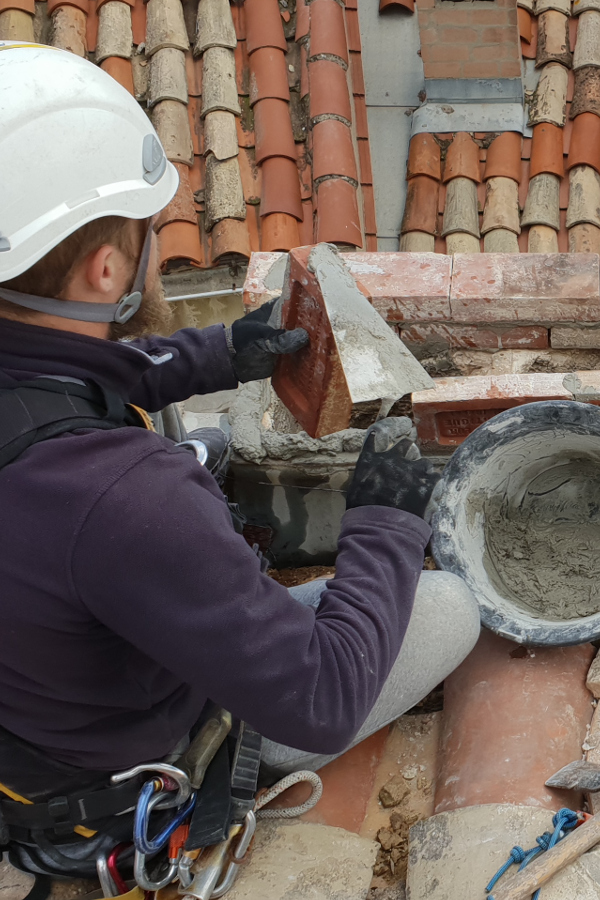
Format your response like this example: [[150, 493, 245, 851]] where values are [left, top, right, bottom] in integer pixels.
[[379, 775, 411, 809], [442, 177, 480, 239], [574, 9, 600, 68], [194, 0, 236, 54], [481, 177, 520, 235], [552, 326, 600, 348], [528, 223, 559, 252], [587, 650, 600, 698], [148, 47, 188, 106], [521, 172, 561, 229], [567, 165, 600, 227], [585, 704, 600, 763], [96, 0, 132, 62], [445, 232, 480, 254], [528, 62, 568, 126], [272, 244, 434, 438], [450, 252, 600, 324]]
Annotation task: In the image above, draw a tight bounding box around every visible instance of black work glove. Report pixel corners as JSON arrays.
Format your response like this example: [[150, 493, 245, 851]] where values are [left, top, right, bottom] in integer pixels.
[[346, 417, 442, 521], [226, 298, 310, 383]]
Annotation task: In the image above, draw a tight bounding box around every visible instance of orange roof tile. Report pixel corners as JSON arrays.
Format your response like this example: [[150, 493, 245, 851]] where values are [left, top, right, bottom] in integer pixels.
[[261, 212, 301, 251], [443, 133, 481, 183], [309, 0, 349, 63], [48, 0, 88, 12], [245, 0, 287, 55], [567, 112, 600, 173], [380, 0, 415, 10], [296, 0, 310, 41], [211, 217, 252, 262], [230, 3, 246, 41], [249, 46, 290, 106], [345, 8, 361, 52], [401, 176, 439, 236], [100, 56, 134, 94], [298, 199, 314, 245], [407, 133, 442, 181], [315, 178, 362, 246], [518, 6, 532, 43], [260, 156, 303, 219], [254, 98, 297, 163], [522, 15, 538, 59], [0, 0, 33, 11], [185, 51, 202, 97], [300, 43, 309, 98], [309, 57, 352, 122], [530, 122, 565, 177], [349, 49, 365, 94], [238, 147, 262, 205], [362, 183, 377, 234], [296, 141, 313, 199], [158, 220, 205, 271], [484, 132, 522, 182], [156, 163, 197, 230], [312, 119, 358, 182], [353, 94, 369, 139], [357, 137, 373, 184], [131, 0, 145, 45]]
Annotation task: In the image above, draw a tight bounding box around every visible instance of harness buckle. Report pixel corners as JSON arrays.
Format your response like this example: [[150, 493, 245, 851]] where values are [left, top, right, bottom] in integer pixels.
[[47, 796, 73, 837]]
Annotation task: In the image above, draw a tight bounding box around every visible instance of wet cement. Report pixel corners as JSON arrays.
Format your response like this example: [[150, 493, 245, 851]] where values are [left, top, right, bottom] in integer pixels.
[[484, 459, 600, 620]]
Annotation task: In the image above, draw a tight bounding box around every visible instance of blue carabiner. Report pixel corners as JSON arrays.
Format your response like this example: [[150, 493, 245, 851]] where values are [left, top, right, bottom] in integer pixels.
[[133, 780, 196, 856]]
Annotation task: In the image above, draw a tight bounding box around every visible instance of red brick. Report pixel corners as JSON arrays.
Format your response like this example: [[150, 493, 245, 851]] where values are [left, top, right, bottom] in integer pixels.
[[472, 42, 511, 61], [422, 43, 470, 63], [499, 60, 522, 77], [412, 371, 600, 451], [426, 8, 476, 24], [551, 325, 600, 349], [463, 61, 501, 77], [438, 26, 480, 43], [401, 323, 548, 352], [418, 27, 438, 45], [450, 253, 600, 324], [481, 25, 518, 43], [424, 60, 463, 78], [470, 8, 512, 24]]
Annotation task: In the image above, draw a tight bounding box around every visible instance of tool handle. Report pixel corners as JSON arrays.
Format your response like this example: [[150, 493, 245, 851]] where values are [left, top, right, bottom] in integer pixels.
[[490, 815, 600, 900]]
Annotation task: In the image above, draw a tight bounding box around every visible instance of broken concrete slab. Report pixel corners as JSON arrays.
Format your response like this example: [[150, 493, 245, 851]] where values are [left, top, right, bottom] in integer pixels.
[[407, 804, 600, 900], [272, 244, 434, 438], [225, 820, 378, 900]]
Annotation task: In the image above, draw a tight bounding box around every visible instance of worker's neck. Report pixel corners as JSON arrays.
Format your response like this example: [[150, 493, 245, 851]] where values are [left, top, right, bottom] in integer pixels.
[[0, 307, 110, 340]]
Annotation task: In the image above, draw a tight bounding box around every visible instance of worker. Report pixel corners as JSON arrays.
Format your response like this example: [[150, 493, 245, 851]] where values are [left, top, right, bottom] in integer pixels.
[[0, 44, 479, 884]]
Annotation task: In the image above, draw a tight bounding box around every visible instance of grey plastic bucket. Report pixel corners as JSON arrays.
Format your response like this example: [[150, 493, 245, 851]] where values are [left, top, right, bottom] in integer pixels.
[[431, 400, 600, 646]]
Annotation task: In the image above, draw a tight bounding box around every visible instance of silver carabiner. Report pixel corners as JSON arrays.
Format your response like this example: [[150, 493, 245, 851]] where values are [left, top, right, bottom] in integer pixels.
[[211, 811, 256, 899], [134, 848, 179, 892], [96, 853, 118, 899], [111, 762, 192, 808], [177, 440, 208, 466]]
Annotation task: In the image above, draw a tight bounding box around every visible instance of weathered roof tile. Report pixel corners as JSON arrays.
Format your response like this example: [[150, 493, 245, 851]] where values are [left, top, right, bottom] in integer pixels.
[[573, 9, 600, 67], [571, 65, 600, 116], [481, 177, 521, 235], [536, 10, 572, 67], [194, 0, 236, 54], [567, 164, 600, 226], [261, 212, 300, 251], [407, 133, 442, 181], [100, 55, 134, 93], [443, 133, 481, 183], [401, 176, 439, 236], [567, 112, 600, 172], [528, 62, 568, 126], [316, 177, 362, 246], [442, 176, 480, 238], [530, 121, 564, 176], [145, 0, 188, 56], [484, 132, 522, 181]]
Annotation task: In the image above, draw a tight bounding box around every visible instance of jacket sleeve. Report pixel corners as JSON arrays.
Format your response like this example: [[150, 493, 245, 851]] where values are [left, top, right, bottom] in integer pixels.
[[127, 325, 238, 411], [69, 441, 430, 754]]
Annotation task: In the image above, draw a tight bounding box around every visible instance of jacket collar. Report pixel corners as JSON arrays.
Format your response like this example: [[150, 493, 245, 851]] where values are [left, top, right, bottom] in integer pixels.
[[0, 317, 175, 395]]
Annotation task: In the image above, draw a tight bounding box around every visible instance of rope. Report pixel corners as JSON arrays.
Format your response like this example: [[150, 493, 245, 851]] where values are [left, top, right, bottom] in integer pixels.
[[486, 808, 580, 899], [254, 771, 323, 819]]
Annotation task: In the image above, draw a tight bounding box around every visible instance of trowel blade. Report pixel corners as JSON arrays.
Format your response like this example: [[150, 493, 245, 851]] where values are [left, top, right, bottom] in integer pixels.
[[545, 760, 600, 791]]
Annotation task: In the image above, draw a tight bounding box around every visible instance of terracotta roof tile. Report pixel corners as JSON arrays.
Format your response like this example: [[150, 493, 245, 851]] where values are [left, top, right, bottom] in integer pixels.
[[528, 224, 559, 252], [309, 0, 348, 63], [300, 43, 309, 97], [293, 141, 311, 200], [201, 46, 241, 117], [349, 49, 364, 94], [51, 5, 87, 55], [87, 4, 98, 53], [245, 203, 261, 252], [189, 155, 204, 194], [315, 177, 362, 246], [187, 95, 202, 155], [234, 38, 250, 94], [153, 99, 194, 165], [238, 146, 262, 204], [298, 199, 314, 245], [380, 0, 415, 10], [567, 164, 600, 226], [567, 67, 575, 100], [158, 220, 205, 270], [261, 212, 300, 250], [48, 0, 87, 12], [441, 176, 480, 238], [568, 221, 600, 252], [558, 209, 569, 250], [357, 137, 372, 184], [484, 132, 522, 182], [195, 0, 236, 54], [345, 0, 358, 8], [530, 122, 564, 177], [296, 0, 310, 41], [573, 9, 600, 67], [0, 0, 33, 12], [131, 0, 145, 45], [522, 137, 532, 159], [245, 0, 287, 54], [528, 62, 568, 126], [156, 162, 197, 230], [536, 10, 572, 67], [353, 94, 369, 139], [148, 48, 188, 107], [438, 182, 447, 215], [362, 183, 377, 234], [210, 217, 251, 261], [407, 133, 442, 180], [254, 98, 296, 163], [260, 156, 303, 219], [365, 234, 378, 251], [203, 109, 239, 160], [313, 119, 358, 181], [559, 169, 570, 207], [482, 177, 521, 234], [567, 112, 600, 172], [345, 8, 361, 51], [522, 15, 538, 58], [518, 6, 532, 42], [564, 111, 574, 152], [571, 65, 600, 117], [442, 132, 481, 183], [145, 0, 188, 56], [230, 2, 246, 41], [519, 159, 531, 208], [309, 57, 352, 122], [100, 55, 134, 93], [249, 46, 290, 106], [185, 50, 202, 97], [235, 111, 255, 149], [401, 175, 439, 235]]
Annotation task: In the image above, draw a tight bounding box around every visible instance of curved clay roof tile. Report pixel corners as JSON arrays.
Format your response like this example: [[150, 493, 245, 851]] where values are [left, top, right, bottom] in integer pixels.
[[312, 119, 358, 182], [309, 0, 349, 64], [401, 175, 439, 236], [573, 9, 600, 68], [260, 156, 303, 220], [316, 178, 362, 246], [211, 218, 252, 261], [249, 47, 290, 106], [309, 58, 352, 122], [254, 98, 297, 164], [101, 56, 135, 94], [484, 132, 523, 182], [518, 7, 532, 42], [159, 221, 205, 270], [380, 0, 415, 11], [407, 133, 441, 181], [442, 133, 481, 183], [536, 10, 572, 68], [48, 0, 88, 12], [131, 0, 146, 45], [296, 0, 310, 41], [567, 112, 600, 173], [261, 213, 301, 251], [298, 199, 314, 245], [245, 0, 287, 55], [570, 66, 600, 118], [0, 0, 33, 11], [529, 122, 565, 177]]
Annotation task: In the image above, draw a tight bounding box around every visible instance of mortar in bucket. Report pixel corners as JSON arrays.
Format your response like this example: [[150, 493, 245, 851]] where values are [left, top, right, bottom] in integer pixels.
[[431, 400, 600, 646]]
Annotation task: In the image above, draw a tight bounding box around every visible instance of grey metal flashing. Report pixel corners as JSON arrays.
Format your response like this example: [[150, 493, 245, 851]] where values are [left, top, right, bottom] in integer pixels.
[[411, 102, 526, 136], [424, 77, 524, 104]]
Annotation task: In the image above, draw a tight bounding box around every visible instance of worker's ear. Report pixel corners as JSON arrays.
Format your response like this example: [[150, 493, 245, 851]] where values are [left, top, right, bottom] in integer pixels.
[[82, 244, 131, 297]]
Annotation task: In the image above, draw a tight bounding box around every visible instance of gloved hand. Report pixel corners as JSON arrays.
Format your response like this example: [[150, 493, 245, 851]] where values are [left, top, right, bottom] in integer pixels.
[[346, 417, 442, 521], [226, 298, 309, 383]]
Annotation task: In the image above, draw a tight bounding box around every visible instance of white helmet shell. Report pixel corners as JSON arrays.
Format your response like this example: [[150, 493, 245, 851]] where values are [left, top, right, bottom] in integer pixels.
[[0, 42, 179, 281]]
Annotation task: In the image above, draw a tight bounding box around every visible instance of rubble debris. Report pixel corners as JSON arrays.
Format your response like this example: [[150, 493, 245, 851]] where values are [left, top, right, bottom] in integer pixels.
[[379, 776, 410, 809], [373, 808, 420, 882], [268, 566, 335, 588]]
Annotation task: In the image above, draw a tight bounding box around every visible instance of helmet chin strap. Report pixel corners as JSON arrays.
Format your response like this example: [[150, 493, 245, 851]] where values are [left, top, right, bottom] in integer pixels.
[[0, 221, 154, 324]]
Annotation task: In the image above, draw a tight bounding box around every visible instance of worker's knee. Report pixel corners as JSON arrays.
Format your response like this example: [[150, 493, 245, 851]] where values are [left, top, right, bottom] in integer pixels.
[[412, 570, 480, 663]]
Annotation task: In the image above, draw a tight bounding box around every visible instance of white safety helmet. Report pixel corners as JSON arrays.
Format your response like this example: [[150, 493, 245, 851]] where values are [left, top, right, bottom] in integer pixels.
[[0, 42, 179, 322]]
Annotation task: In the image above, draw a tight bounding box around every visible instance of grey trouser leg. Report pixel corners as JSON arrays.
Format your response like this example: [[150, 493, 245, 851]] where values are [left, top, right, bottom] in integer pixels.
[[260, 571, 480, 775]]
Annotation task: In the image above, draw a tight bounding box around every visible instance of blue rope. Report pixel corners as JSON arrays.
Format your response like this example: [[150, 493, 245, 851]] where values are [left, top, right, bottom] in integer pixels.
[[486, 808, 579, 899]]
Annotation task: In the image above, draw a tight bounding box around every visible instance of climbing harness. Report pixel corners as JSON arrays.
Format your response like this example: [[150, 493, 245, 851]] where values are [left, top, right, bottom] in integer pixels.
[[486, 807, 583, 900]]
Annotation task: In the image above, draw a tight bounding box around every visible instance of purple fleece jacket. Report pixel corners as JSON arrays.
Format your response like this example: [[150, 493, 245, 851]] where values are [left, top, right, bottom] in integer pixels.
[[0, 317, 431, 771]]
